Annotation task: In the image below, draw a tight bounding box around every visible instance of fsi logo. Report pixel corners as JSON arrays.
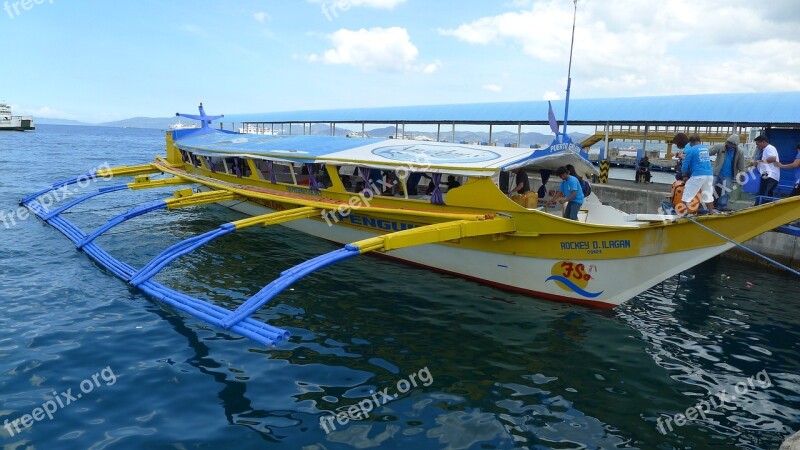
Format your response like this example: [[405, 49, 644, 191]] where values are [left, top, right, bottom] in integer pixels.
[[545, 261, 603, 298]]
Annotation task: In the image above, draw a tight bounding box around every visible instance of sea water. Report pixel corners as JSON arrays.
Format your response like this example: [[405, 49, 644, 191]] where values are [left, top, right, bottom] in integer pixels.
[[0, 125, 798, 449]]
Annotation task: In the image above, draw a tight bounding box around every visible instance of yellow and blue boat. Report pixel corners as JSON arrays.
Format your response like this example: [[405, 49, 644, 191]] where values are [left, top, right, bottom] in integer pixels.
[[20, 104, 800, 346]]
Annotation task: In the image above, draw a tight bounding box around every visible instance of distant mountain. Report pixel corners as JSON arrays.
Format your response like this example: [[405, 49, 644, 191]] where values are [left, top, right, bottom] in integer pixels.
[[33, 117, 93, 126], [97, 117, 179, 129], [34, 115, 590, 146], [306, 124, 588, 148]]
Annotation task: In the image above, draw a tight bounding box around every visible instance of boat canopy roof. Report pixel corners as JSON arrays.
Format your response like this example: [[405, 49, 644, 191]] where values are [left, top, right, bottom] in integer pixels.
[[175, 129, 598, 177]]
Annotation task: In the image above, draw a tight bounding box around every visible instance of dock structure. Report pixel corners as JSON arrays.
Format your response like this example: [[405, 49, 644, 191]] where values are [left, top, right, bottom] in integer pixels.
[[580, 125, 748, 159]]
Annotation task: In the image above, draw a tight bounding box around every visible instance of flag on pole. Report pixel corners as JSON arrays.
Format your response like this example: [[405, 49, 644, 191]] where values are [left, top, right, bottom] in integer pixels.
[[547, 101, 559, 135]]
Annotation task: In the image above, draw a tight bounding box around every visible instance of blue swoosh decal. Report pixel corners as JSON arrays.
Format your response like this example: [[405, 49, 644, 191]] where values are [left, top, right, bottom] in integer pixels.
[[545, 275, 604, 298]]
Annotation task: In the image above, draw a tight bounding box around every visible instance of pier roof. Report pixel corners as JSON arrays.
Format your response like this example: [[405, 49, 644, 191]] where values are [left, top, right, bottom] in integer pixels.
[[226, 92, 800, 127]]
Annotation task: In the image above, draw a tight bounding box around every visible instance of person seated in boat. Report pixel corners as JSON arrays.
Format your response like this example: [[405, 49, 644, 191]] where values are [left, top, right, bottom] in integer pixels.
[[406, 172, 431, 195], [381, 170, 400, 195], [636, 156, 652, 183], [446, 175, 461, 190], [355, 181, 366, 194], [509, 168, 530, 195], [340, 175, 353, 190], [546, 166, 585, 220]]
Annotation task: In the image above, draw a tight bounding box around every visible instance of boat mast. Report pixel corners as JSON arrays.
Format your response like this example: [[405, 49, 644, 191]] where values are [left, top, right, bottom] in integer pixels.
[[561, 0, 578, 140]]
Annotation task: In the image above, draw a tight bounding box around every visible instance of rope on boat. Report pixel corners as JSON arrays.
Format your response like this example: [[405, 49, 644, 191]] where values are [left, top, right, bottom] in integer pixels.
[[686, 216, 800, 277]]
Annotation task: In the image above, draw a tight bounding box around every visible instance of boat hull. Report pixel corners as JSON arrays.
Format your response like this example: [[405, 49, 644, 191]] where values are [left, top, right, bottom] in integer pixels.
[[213, 194, 734, 308]]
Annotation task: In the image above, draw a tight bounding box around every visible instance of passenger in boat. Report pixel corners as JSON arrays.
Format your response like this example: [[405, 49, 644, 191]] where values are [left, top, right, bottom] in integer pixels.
[[566, 164, 591, 197], [446, 175, 461, 190], [509, 168, 530, 195], [678, 134, 715, 215], [355, 181, 366, 194], [776, 143, 800, 197], [341, 175, 353, 190], [709, 134, 745, 211], [547, 166, 585, 220], [752, 135, 781, 202], [381, 170, 400, 195], [406, 172, 429, 195], [636, 156, 652, 183]]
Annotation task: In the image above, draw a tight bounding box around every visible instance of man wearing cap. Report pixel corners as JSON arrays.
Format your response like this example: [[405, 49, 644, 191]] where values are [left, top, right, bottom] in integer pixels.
[[709, 133, 745, 211]]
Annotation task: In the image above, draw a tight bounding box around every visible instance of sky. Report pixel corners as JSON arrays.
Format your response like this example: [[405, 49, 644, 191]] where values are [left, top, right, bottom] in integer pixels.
[[4, 0, 800, 123]]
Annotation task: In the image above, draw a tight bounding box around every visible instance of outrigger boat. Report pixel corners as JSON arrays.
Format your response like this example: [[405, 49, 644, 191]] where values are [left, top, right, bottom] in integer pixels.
[[19, 3, 800, 346], [20, 104, 800, 346]]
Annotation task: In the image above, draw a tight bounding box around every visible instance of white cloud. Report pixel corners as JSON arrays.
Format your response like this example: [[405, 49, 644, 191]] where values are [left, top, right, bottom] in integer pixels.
[[482, 84, 503, 93], [542, 91, 560, 101], [253, 12, 270, 23], [309, 27, 429, 73], [440, 0, 800, 97], [310, 0, 406, 10], [422, 60, 441, 74]]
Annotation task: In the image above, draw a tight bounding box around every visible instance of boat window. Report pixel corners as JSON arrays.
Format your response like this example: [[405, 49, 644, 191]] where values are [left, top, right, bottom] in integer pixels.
[[206, 156, 225, 173], [179, 150, 190, 163], [296, 163, 328, 189], [187, 152, 201, 168], [255, 161, 296, 184], [241, 158, 253, 178], [220, 157, 249, 178]]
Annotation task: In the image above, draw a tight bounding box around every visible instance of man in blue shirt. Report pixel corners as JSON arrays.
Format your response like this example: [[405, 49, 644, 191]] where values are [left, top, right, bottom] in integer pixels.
[[679, 135, 715, 214], [777, 143, 800, 197], [709, 133, 745, 211], [547, 166, 585, 220]]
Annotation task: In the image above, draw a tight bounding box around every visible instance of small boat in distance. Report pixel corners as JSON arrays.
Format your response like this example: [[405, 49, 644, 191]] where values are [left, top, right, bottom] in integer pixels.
[[168, 118, 199, 130], [0, 103, 35, 131]]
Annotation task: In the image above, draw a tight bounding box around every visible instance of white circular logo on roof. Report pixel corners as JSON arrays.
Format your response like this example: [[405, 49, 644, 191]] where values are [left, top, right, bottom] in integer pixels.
[[372, 144, 500, 164]]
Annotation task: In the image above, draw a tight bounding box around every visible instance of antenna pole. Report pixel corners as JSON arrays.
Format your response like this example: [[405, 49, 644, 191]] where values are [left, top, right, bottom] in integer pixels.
[[562, 0, 578, 140]]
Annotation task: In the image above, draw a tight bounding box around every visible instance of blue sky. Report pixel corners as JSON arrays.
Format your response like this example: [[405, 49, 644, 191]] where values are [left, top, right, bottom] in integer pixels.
[[5, 0, 800, 123]]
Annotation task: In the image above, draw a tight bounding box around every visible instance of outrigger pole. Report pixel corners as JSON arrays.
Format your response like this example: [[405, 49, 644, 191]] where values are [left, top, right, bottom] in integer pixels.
[[561, 0, 578, 139]]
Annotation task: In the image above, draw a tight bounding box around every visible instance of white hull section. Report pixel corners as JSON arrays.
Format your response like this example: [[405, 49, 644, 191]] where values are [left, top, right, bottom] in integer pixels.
[[215, 197, 733, 308]]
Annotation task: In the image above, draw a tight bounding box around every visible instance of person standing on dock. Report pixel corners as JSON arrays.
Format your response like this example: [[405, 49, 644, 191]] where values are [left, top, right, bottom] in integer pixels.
[[752, 135, 781, 201], [678, 134, 715, 214], [709, 133, 745, 211], [776, 143, 800, 197]]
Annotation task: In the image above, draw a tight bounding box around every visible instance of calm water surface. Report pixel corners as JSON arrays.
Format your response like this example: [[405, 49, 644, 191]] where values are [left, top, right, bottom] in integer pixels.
[[0, 125, 798, 449]]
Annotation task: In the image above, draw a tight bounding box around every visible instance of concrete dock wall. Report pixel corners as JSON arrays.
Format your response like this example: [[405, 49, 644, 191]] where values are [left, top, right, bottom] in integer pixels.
[[589, 183, 800, 269]]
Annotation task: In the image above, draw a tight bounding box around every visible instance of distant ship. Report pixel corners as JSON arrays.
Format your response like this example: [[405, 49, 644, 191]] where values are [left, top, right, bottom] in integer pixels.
[[169, 118, 199, 130], [0, 103, 35, 131]]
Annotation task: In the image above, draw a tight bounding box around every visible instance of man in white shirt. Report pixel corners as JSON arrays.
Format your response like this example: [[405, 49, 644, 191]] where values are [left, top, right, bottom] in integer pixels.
[[752, 135, 780, 201]]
